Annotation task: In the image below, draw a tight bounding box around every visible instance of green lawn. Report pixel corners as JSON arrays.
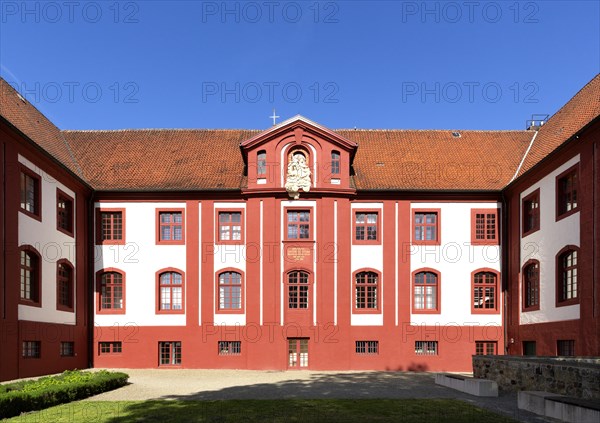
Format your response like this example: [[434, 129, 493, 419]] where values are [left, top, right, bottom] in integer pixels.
[[7, 399, 518, 422]]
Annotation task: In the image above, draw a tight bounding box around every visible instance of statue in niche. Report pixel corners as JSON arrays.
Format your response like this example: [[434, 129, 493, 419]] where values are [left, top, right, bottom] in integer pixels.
[[285, 152, 311, 199]]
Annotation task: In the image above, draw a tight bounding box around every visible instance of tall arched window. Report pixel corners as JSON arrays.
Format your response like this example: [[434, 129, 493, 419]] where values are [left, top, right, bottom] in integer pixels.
[[218, 271, 242, 310], [98, 270, 125, 312], [523, 261, 540, 311], [57, 260, 74, 311], [257, 150, 267, 176], [472, 270, 498, 313], [413, 270, 439, 312], [354, 271, 379, 311], [288, 271, 309, 309], [20, 247, 40, 305], [557, 247, 578, 305], [158, 271, 184, 312]]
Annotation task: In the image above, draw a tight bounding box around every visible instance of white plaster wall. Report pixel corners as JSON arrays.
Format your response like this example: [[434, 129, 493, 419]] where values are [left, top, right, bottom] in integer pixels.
[[409, 202, 502, 327], [519, 156, 580, 324], [18, 155, 77, 324], [94, 202, 186, 327], [350, 203, 384, 326], [214, 202, 246, 326]]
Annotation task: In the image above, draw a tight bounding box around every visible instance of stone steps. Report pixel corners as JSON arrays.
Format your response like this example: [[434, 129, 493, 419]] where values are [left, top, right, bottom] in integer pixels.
[[434, 373, 498, 397], [518, 391, 600, 423]]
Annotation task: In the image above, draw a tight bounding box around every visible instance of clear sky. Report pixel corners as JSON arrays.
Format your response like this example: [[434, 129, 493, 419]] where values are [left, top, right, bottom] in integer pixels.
[[1, 1, 598, 130]]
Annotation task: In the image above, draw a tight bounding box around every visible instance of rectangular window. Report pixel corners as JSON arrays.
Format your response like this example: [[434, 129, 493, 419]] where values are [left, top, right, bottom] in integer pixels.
[[355, 340, 379, 354], [257, 151, 267, 176], [218, 341, 241, 355], [22, 341, 41, 358], [523, 341, 537, 356], [218, 211, 243, 243], [159, 341, 182, 366], [56, 190, 74, 235], [557, 340, 575, 356], [96, 209, 125, 244], [287, 210, 310, 240], [471, 209, 498, 244], [413, 210, 440, 244], [556, 164, 579, 220], [354, 211, 379, 243], [60, 341, 75, 357], [415, 341, 438, 355], [475, 341, 497, 355], [99, 342, 122, 354], [20, 168, 41, 219], [157, 210, 184, 243], [522, 190, 540, 236], [331, 151, 340, 175]]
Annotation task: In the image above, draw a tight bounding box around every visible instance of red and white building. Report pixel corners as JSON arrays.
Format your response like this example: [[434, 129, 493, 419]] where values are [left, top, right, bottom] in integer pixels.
[[0, 74, 598, 381]]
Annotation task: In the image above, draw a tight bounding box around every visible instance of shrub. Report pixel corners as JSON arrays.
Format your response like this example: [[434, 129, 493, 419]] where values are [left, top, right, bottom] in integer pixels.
[[0, 370, 128, 419]]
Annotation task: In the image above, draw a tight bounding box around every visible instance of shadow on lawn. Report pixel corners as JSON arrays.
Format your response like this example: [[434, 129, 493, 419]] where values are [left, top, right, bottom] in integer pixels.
[[95, 370, 522, 423]]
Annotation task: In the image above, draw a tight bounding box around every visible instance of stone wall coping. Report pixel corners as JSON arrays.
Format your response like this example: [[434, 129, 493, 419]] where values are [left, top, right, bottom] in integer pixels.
[[474, 355, 600, 369]]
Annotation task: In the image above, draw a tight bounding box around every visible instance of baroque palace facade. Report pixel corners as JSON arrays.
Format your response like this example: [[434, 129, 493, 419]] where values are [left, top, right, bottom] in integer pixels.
[[0, 75, 598, 381]]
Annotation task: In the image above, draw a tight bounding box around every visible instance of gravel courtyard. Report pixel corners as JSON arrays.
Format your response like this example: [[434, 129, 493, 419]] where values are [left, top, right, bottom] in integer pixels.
[[84, 369, 552, 422]]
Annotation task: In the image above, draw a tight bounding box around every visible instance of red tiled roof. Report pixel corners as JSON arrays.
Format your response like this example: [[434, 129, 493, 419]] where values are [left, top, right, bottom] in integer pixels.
[[61, 128, 531, 191], [62, 129, 259, 191], [0, 79, 84, 178], [338, 130, 532, 191], [517, 73, 600, 177], [2, 75, 598, 193]]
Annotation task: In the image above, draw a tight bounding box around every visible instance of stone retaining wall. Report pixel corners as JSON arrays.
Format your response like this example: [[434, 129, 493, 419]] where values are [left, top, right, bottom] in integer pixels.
[[472, 356, 600, 400]]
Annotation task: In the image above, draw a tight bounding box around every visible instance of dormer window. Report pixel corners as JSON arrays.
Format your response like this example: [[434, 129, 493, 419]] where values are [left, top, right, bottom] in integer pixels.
[[257, 150, 266, 177], [331, 151, 340, 175]]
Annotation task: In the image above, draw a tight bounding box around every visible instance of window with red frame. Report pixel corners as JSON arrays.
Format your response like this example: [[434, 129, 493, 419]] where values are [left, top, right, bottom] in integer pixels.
[[557, 167, 578, 217], [60, 341, 74, 357], [473, 272, 497, 311], [475, 341, 497, 355], [99, 211, 123, 242], [354, 271, 378, 310], [57, 192, 73, 234], [414, 212, 438, 242], [523, 262, 539, 309], [522, 191, 540, 235], [331, 151, 340, 174], [159, 272, 183, 311], [57, 262, 73, 310], [99, 342, 122, 354], [218, 271, 242, 310], [355, 341, 378, 354], [288, 271, 309, 309], [287, 210, 310, 239], [473, 210, 497, 243], [218, 212, 242, 242], [414, 271, 438, 311], [158, 212, 183, 242], [355, 212, 378, 241], [415, 341, 438, 355], [558, 249, 578, 303], [159, 341, 181, 365], [557, 340, 575, 356], [20, 250, 39, 303], [22, 341, 41, 358], [20, 170, 40, 216], [99, 272, 124, 311], [218, 341, 241, 355], [257, 151, 267, 176]]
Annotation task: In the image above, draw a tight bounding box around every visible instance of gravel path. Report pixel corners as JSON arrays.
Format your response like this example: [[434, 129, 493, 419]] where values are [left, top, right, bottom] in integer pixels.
[[83, 369, 553, 423]]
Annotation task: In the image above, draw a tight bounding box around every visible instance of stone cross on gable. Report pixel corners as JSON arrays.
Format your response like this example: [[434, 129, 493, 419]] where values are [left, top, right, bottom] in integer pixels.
[[269, 109, 280, 126]]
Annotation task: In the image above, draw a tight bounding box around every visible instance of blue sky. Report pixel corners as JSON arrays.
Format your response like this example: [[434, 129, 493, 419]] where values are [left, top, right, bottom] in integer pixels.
[[1, 1, 598, 130]]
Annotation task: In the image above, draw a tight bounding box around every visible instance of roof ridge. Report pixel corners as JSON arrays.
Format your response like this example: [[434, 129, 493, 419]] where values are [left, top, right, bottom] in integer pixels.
[[62, 128, 263, 133]]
